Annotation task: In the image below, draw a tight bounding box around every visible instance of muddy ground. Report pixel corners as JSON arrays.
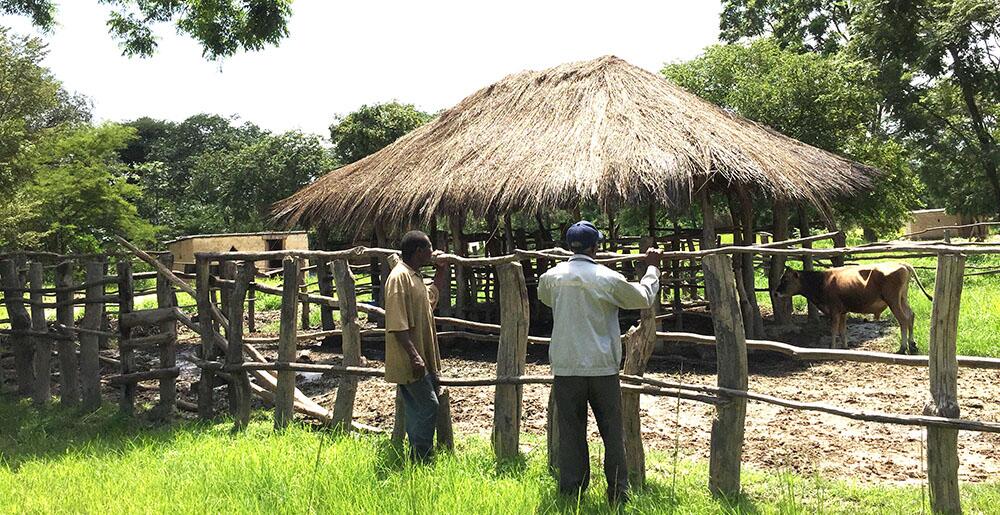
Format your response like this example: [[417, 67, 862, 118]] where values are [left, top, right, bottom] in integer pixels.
[[94, 311, 1000, 485]]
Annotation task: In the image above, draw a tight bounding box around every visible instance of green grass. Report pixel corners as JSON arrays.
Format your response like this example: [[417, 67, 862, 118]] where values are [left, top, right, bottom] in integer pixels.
[[2, 398, 999, 514]]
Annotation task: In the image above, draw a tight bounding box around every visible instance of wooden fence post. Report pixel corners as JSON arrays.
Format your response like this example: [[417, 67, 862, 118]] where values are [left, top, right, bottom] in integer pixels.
[[155, 253, 177, 420], [299, 265, 310, 330], [228, 261, 254, 430], [1, 259, 33, 396], [622, 298, 658, 485], [703, 254, 748, 498], [28, 262, 49, 405], [195, 256, 216, 419], [316, 259, 335, 332], [493, 261, 528, 461], [546, 387, 560, 476], [436, 386, 454, 451], [55, 261, 79, 407], [274, 256, 300, 429], [331, 259, 361, 430], [246, 279, 256, 334], [117, 259, 137, 415], [926, 253, 965, 514], [80, 260, 104, 410]]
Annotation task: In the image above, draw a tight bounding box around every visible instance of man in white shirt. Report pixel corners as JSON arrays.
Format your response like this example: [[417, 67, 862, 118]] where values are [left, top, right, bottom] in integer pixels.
[[538, 220, 661, 505]]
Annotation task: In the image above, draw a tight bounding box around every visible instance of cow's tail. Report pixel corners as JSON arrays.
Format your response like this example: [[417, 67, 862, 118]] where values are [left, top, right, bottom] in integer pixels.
[[903, 263, 933, 301]]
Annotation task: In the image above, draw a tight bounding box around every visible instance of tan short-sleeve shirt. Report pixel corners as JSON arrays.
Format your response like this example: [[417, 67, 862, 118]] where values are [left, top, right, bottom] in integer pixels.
[[384, 262, 440, 384]]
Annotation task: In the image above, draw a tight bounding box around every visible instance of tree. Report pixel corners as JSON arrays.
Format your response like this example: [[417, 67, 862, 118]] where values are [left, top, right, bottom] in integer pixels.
[[189, 130, 333, 231], [0, 27, 90, 192], [329, 102, 432, 164], [663, 39, 921, 236], [123, 114, 262, 229], [9, 124, 156, 253], [2, 0, 293, 59], [720, 0, 1000, 216]]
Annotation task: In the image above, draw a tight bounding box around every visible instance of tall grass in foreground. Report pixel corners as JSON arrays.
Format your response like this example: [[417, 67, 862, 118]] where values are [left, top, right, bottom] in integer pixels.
[[2, 400, 999, 514]]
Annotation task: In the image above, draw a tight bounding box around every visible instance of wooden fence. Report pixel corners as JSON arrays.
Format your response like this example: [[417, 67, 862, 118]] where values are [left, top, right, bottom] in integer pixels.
[[2, 236, 1000, 513]]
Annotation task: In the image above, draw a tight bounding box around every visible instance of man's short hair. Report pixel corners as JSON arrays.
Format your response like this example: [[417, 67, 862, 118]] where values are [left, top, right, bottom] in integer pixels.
[[400, 230, 431, 261]]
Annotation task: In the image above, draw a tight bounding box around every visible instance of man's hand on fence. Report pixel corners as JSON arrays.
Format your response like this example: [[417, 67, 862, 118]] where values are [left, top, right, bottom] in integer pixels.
[[643, 248, 663, 268]]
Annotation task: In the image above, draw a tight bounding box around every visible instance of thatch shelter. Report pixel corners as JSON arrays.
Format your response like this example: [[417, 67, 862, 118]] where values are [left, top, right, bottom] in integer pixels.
[[275, 55, 874, 231], [275, 56, 878, 335]]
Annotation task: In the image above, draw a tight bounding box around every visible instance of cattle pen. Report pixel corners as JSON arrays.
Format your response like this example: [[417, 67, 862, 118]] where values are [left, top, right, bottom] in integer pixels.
[[2, 233, 1000, 514]]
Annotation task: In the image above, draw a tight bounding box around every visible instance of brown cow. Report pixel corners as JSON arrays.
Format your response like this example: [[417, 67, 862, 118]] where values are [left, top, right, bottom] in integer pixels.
[[776, 263, 932, 353]]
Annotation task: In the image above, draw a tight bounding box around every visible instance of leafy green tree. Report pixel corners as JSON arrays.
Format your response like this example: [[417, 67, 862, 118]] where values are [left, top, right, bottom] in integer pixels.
[[720, 0, 1000, 216], [123, 114, 262, 229], [1, 0, 293, 59], [329, 102, 432, 164], [663, 39, 920, 236], [10, 124, 156, 253], [0, 27, 90, 192], [189, 130, 333, 231]]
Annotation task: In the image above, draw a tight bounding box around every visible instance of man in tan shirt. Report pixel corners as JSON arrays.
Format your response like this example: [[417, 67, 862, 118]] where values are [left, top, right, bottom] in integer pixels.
[[384, 230, 448, 460]]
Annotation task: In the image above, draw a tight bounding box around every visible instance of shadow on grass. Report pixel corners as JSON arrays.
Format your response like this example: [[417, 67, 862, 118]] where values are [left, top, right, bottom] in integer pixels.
[[0, 396, 215, 471]]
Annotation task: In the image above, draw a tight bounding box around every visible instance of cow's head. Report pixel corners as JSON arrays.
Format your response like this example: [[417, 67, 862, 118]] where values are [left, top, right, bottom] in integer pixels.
[[776, 268, 802, 297]]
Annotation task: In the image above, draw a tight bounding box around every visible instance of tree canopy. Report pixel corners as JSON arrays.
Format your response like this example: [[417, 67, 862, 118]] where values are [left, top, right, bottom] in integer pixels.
[[720, 0, 1000, 216], [2, 0, 293, 59], [329, 102, 433, 165], [663, 39, 920, 236]]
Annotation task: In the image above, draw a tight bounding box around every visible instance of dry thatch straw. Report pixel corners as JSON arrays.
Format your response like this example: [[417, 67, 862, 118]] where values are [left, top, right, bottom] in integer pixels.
[[274, 55, 876, 232]]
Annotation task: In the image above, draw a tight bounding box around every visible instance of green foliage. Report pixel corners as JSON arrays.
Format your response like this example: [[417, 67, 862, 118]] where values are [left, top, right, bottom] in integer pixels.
[[120, 114, 333, 238], [2, 0, 292, 59], [719, 0, 1000, 216], [0, 27, 90, 192], [9, 123, 156, 253], [189, 130, 335, 231], [329, 102, 433, 164], [662, 39, 920, 237]]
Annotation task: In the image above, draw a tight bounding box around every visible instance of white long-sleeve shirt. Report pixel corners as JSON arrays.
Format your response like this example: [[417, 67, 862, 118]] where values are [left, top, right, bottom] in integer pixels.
[[538, 254, 660, 376]]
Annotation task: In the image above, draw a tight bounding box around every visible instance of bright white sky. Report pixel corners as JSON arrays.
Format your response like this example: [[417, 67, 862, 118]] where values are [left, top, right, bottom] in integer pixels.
[[2, 1, 722, 137]]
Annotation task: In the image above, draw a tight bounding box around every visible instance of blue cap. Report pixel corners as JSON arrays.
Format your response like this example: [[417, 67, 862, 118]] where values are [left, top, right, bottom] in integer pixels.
[[566, 220, 603, 251]]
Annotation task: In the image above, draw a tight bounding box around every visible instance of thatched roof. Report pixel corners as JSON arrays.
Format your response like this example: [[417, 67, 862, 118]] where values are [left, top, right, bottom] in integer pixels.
[[275, 55, 875, 230]]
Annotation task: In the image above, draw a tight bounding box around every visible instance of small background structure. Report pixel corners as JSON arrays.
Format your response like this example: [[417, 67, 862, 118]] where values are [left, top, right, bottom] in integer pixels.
[[165, 231, 309, 273]]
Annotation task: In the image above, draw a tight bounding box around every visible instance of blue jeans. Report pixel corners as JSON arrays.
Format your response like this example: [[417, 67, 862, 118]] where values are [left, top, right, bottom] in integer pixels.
[[399, 373, 439, 459]]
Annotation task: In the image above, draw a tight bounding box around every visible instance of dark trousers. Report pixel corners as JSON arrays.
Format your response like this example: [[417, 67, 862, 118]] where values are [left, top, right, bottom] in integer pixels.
[[554, 374, 628, 500], [399, 373, 439, 460]]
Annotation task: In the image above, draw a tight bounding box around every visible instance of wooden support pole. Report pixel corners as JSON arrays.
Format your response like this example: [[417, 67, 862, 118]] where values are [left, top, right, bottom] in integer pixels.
[[736, 186, 765, 338], [28, 262, 49, 405], [1, 259, 33, 396], [274, 256, 300, 429], [493, 261, 529, 461], [699, 187, 716, 250], [450, 213, 469, 316], [703, 254, 748, 497], [55, 261, 79, 407], [315, 259, 335, 331], [80, 261, 104, 410], [117, 260, 135, 414], [391, 388, 406, 448], [797, 207, 820, 321], [195, 257, 216, 419], [770, 200, 792, 325], [926, 253, 965, 514], [155, 253, 178, 420], [622, 293, 658, 484], [331, 259, 361, 430], [227, 261, 253, 430]]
